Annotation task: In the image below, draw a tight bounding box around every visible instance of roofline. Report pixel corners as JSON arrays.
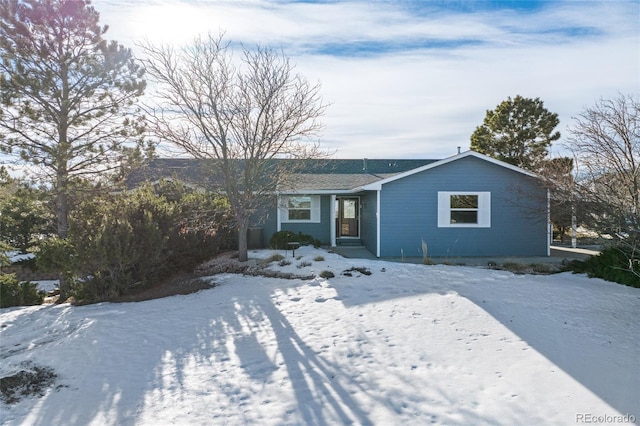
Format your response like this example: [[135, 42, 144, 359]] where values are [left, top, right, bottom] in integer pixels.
[[361, 150, 539, 191], [278, 189, 362, 195]]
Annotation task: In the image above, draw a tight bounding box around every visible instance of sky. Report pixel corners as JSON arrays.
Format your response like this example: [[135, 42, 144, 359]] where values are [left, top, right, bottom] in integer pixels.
[[62, 0, 640, 159]]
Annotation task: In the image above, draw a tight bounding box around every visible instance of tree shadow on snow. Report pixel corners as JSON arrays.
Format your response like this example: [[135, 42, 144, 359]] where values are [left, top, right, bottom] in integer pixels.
[[329, 264, 640, 420], [6, 278, 378, 424], [7, 265, 635, 425], [457, 274, 640, 419]]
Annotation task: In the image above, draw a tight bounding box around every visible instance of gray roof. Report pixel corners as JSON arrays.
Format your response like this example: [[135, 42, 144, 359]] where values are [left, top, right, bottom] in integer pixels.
[[283, 173, 399, 191], [127, 158, 437, 191]]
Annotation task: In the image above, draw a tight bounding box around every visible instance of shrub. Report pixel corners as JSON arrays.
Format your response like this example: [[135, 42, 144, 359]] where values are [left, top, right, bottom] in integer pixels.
[[0, 274, 44, 308], [313, 256, 325, 262], [35, 181, 234, 303], [0, 183, 53, 253], [269, 231, 321, 249], [278, 259, 291, 267], [34, 237, 78, 294], [297, 261, 312, 268], [319, 270, 334, 279], [261, 253, 285, 265], [501, 262, 527, 273], [568, 244, 640, 288], [493, 262, 554, 275], [530, 263, 553, 274]]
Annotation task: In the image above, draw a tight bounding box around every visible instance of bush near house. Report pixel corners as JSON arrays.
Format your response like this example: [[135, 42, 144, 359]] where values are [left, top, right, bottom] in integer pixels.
[[36, 182, 234, 303], [568, 244, 640, 288], [0, 274, 44, 308], [269, 231, 321, 249]]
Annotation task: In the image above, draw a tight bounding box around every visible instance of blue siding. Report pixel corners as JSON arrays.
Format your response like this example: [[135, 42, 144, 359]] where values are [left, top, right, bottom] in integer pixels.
[[359, 191, 378, 254], [280, 195, 332, 245], [379, 156, 547, 257], [257, 196, 278, 248]]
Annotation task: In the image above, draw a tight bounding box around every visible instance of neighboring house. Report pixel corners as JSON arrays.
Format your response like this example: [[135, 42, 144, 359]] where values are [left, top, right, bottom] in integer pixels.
[[129, 151, 550, 258]]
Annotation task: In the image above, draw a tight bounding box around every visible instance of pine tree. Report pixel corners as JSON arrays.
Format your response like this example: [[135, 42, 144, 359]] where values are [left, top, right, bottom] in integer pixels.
[[1, 0, 148, 299], [470, 95, 560, 170]]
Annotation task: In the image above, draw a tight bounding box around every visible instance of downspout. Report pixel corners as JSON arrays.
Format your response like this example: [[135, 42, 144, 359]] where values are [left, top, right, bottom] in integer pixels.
[[376, 189, 381, 257]]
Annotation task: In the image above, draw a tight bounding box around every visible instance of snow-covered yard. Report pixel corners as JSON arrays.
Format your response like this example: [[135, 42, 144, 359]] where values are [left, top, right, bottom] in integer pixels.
[[1, 247, 638, 425]]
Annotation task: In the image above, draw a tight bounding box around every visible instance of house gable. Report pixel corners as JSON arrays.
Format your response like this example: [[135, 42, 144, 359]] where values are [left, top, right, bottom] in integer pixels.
[[374, 154, 547, 257], [360, 150, 538, 191]]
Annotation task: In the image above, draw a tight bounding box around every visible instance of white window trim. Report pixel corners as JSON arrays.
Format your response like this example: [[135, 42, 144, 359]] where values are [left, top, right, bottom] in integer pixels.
[[438, 191, 491, 228], [279, 195, 321, 223]]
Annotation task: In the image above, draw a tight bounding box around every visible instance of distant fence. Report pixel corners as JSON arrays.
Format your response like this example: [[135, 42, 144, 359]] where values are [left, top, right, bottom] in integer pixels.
[[1, 265, 58, 282]]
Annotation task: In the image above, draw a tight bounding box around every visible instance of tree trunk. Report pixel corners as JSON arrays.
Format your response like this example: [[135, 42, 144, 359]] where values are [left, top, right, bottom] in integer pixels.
[[237, 215, 249, 262], [56, 182, 69, 239], [56, 169, 70, 302], [57, 66, 71, 302]]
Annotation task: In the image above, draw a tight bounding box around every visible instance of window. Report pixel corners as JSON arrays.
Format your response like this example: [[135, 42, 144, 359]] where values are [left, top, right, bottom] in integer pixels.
[[280, 195, 321, 223], [288, 196, 312, 220], [450, 195, 478, 224], [438, 192, 490, 228]]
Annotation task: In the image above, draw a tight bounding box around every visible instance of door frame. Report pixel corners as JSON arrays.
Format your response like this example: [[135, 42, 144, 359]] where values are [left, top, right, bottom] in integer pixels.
[[334, 196, 360, 241]]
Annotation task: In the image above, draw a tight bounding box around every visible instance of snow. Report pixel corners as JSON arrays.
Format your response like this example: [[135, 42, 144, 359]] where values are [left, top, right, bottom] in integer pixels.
[[32, 281, 58, 293], [1, 246, 639, 425], [5, 252, 35, 264]]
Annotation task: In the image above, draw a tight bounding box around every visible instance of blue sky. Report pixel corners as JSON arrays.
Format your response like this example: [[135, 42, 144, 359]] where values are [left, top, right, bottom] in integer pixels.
[[91, 0, 639, 159]]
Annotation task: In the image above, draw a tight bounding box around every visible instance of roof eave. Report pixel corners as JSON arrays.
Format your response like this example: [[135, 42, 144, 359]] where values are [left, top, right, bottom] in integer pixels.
[[278, 189, 362, 195]]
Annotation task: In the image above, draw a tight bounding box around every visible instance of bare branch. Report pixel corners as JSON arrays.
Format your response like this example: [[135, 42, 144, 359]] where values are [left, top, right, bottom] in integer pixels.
[[139, 34, 329, 261], [567, 94, 640, 233]]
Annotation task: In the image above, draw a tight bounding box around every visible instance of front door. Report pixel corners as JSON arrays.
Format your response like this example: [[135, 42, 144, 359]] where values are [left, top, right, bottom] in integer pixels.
[[336, 197, 359, 238]]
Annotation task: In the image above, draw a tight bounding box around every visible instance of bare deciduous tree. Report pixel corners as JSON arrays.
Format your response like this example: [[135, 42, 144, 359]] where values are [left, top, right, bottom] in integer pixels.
[[568, 94, 639, 278], [568, 94, 639, 234], [139, 34, 327, 262]]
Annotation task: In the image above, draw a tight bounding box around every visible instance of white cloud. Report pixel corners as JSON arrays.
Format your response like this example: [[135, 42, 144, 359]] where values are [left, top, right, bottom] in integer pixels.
[[90, 0, 639, 159]]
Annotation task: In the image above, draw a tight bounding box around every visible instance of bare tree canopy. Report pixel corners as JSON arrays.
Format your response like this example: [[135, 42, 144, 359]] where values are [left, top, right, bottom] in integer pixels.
[[568, 94, 639, 232], [139, 34, 328, 262], [0, 0, 148, 241]]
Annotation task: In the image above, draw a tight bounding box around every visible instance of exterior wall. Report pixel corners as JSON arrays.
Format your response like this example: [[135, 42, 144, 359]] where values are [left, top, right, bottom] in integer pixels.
[[255, 196, 278, 248], [378, 156, 548, 257], [359, 191, 378, 254], [279, 195, 333, 245]]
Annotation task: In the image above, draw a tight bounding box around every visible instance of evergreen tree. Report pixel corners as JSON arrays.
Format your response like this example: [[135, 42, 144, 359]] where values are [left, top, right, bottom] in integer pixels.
[[0, 175, 53, 252], [0, 0, 147, 239], [0, 0, 148, 299], [470, 95, 560, 170]]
